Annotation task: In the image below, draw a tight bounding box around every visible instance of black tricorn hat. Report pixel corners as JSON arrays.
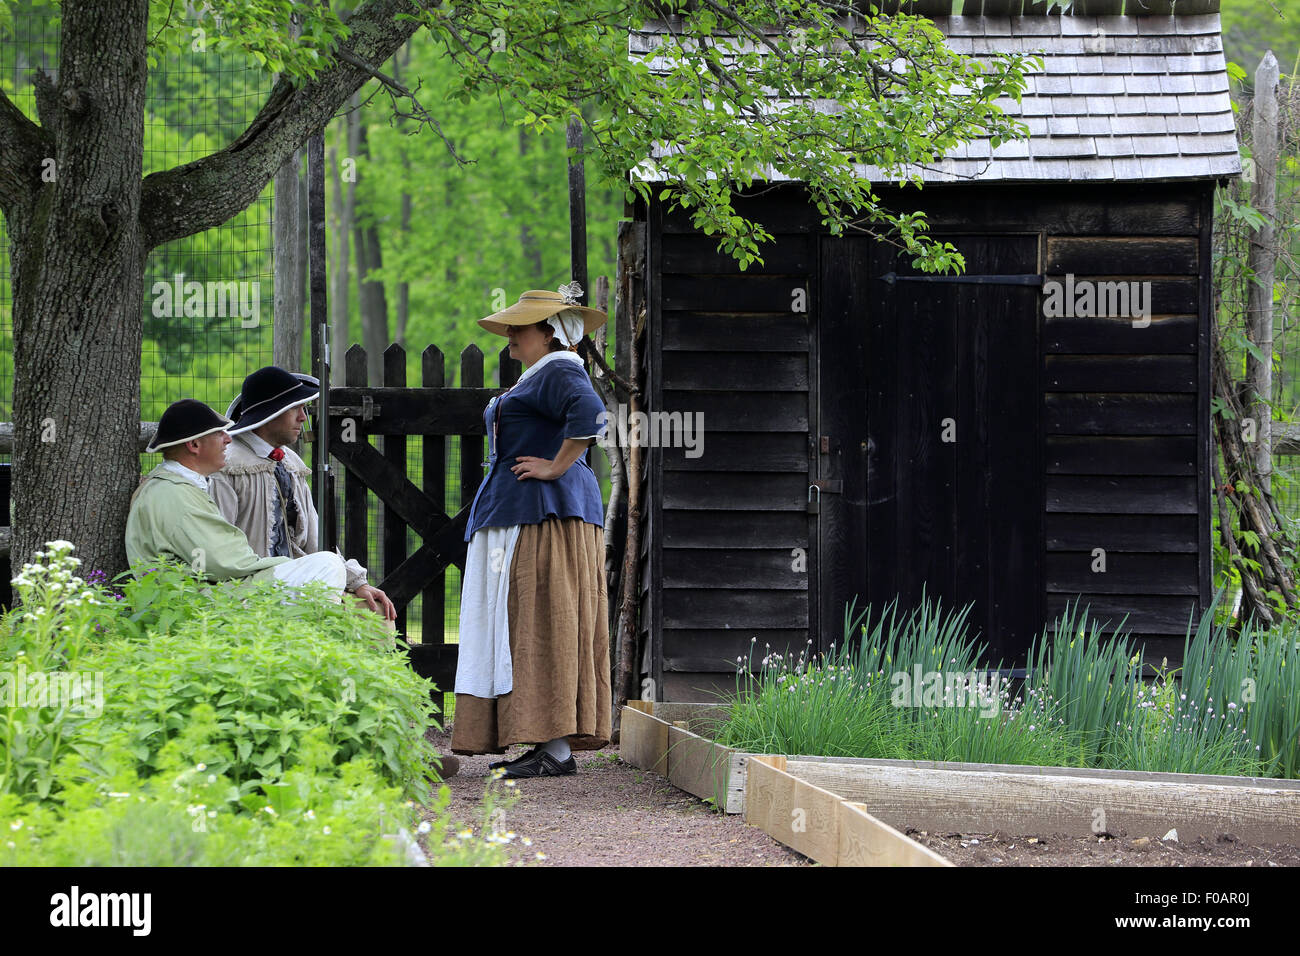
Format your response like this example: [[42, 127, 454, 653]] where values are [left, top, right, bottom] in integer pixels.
[[146, 399, 231, 453], [225, 366, 320, 435]]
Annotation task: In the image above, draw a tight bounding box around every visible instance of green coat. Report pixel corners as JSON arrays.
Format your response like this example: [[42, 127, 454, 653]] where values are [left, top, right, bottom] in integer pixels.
[[125, 464, 289, 581]]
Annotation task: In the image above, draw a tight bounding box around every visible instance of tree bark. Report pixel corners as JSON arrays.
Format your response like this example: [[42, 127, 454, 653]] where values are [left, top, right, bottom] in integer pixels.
[[7, 0, 148, 577], [328, 99, 360, 387], [272, 11, 305, 372], [393, 44, 412, 348], [351, 120, 389, 383]]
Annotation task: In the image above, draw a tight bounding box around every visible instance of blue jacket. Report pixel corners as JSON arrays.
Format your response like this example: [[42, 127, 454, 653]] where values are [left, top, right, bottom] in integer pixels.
[[465, 351, 606, 539]]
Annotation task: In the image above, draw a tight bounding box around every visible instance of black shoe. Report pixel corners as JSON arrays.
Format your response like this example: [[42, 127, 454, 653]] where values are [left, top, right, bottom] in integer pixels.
[[489, 746, 539, 771], [501, 749, 577, 778]]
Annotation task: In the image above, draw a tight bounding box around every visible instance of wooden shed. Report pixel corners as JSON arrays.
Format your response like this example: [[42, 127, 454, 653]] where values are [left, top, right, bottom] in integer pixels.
[[626, 7, 1239, 700]]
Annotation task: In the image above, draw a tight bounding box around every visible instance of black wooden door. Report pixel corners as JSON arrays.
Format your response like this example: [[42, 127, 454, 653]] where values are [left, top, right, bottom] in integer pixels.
[[818, 234, 1043, 666]]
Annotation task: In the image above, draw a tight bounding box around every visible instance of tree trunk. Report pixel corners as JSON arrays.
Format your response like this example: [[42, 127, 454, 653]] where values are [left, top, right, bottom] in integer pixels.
[[272, 11, 305, 372], [351, 120, 388, 383], [273, 147, 304, 370], [328, 100, 358, 387], [393, 45, 411, 348], [10, 0, 149, 576]]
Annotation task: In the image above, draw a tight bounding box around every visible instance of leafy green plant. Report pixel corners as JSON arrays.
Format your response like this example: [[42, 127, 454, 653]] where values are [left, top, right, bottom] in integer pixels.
[[79, 581, 441, 801], [1, 542, 497, 866]]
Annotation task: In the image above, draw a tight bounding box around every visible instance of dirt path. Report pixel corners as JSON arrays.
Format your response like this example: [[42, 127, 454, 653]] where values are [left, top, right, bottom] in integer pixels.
[[425, 728, 809, 867]]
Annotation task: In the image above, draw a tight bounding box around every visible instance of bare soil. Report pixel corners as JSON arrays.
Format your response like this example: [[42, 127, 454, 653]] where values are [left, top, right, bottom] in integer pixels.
[[423, 727, 809, 866], [909, 829, 1300, 867]]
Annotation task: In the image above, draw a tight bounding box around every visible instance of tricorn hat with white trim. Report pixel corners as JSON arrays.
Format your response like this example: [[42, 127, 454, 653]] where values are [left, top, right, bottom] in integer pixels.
[[146, 399, 231, 453], [225, 366, 320, 435]]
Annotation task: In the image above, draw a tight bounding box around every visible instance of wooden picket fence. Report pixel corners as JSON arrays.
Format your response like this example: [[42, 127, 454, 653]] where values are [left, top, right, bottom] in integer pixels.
[[327, 341, 519, 692]]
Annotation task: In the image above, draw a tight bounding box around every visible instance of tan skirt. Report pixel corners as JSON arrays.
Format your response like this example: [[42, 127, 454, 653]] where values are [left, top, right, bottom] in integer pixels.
[[450, 517, 611, 755]]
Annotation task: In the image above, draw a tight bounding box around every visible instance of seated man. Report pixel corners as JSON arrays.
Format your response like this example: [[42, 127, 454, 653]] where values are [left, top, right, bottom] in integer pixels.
[[210, 366, 395, 620], [126, 398, 347, 596]]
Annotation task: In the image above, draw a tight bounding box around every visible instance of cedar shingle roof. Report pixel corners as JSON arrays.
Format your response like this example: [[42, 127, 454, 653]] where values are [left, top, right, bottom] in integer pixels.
[[630, 13, 1240, 183]]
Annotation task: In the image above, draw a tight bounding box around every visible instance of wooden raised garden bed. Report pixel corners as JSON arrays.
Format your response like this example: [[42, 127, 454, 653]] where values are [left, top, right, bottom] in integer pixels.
[[620, 701, 1300, 862]]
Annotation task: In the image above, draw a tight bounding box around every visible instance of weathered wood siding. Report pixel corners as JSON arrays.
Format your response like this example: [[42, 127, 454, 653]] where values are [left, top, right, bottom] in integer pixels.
[[640, 182, 1213, 698]]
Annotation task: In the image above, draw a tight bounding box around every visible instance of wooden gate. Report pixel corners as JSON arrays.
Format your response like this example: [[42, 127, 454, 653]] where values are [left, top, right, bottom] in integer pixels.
[[325, 341, 519, 693]]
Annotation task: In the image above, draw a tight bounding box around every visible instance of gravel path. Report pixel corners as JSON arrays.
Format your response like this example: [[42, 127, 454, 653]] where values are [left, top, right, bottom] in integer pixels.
[[426, 728, 809, 867]]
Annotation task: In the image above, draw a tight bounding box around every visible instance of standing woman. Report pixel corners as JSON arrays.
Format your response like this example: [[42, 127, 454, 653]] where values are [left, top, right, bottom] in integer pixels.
[[450, 286, 611, 777]]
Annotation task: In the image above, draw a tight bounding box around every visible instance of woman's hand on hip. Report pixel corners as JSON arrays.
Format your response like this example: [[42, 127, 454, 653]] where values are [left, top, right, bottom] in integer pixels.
[[511, 456, 560, 481]]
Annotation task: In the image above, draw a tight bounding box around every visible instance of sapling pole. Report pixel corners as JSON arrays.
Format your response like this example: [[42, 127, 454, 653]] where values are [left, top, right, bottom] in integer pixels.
[[1248, 51, 1279, 495]]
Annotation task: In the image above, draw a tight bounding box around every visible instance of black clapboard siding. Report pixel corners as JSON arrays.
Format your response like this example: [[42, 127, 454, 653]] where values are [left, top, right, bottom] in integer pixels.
[[661, 234, 815, 274], [1046, 436, 1198, 475], [1044, 355, 1197, 392], [1046, 553, 1200, 595], [661, 190, 820, 233], [663, 431, 807, 472], [664, 548, 808, 589], [663, 589, 808, 629], [662, 629, 810, 674], [663, 313, 810, 352], [663, 510, 808, 548], [660, 182, 1201, 237], [1045, 237, 1200, 275], [1042, 277, 1197, 316], [1046, 513, 1199, 552], [1045, 393, 1196, 435], [662, 275, 811, 312], [1047, 476, 1199, 514], [662, 389, 808, 431], [893, 187, 1200, 236], [663, 472, 806, 510], [1045, 314, 1197, 353], [663, 673, 739, 701], [1046, 594, 1199, 635], [661, 351, 808, 390]]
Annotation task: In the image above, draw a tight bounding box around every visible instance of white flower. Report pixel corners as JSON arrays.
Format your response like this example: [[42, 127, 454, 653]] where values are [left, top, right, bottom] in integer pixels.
[[9, 820, 23, 831], [323, 826, 332, 834], [417, 821, 432, 834], [195, 763, 206, 771], [304, 810, 316, 821]]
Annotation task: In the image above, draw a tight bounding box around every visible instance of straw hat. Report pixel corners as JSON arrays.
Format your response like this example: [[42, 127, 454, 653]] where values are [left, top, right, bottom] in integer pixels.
[[477, 283, 606, 339]]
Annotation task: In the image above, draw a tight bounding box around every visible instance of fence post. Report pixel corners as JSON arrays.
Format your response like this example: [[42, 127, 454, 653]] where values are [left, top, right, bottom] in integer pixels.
[[422, 346, 446, 648], [383, 344, 408, 633], [344, 345, 369, 572]]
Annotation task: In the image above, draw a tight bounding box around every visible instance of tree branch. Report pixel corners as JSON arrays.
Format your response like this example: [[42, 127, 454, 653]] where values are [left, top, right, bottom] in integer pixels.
[[139, 0, 426, 249], [0, 86, 52, 223]]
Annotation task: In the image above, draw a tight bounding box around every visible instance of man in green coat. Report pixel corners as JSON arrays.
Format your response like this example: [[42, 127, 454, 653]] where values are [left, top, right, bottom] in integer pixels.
[[126, 399, 347, 594]]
